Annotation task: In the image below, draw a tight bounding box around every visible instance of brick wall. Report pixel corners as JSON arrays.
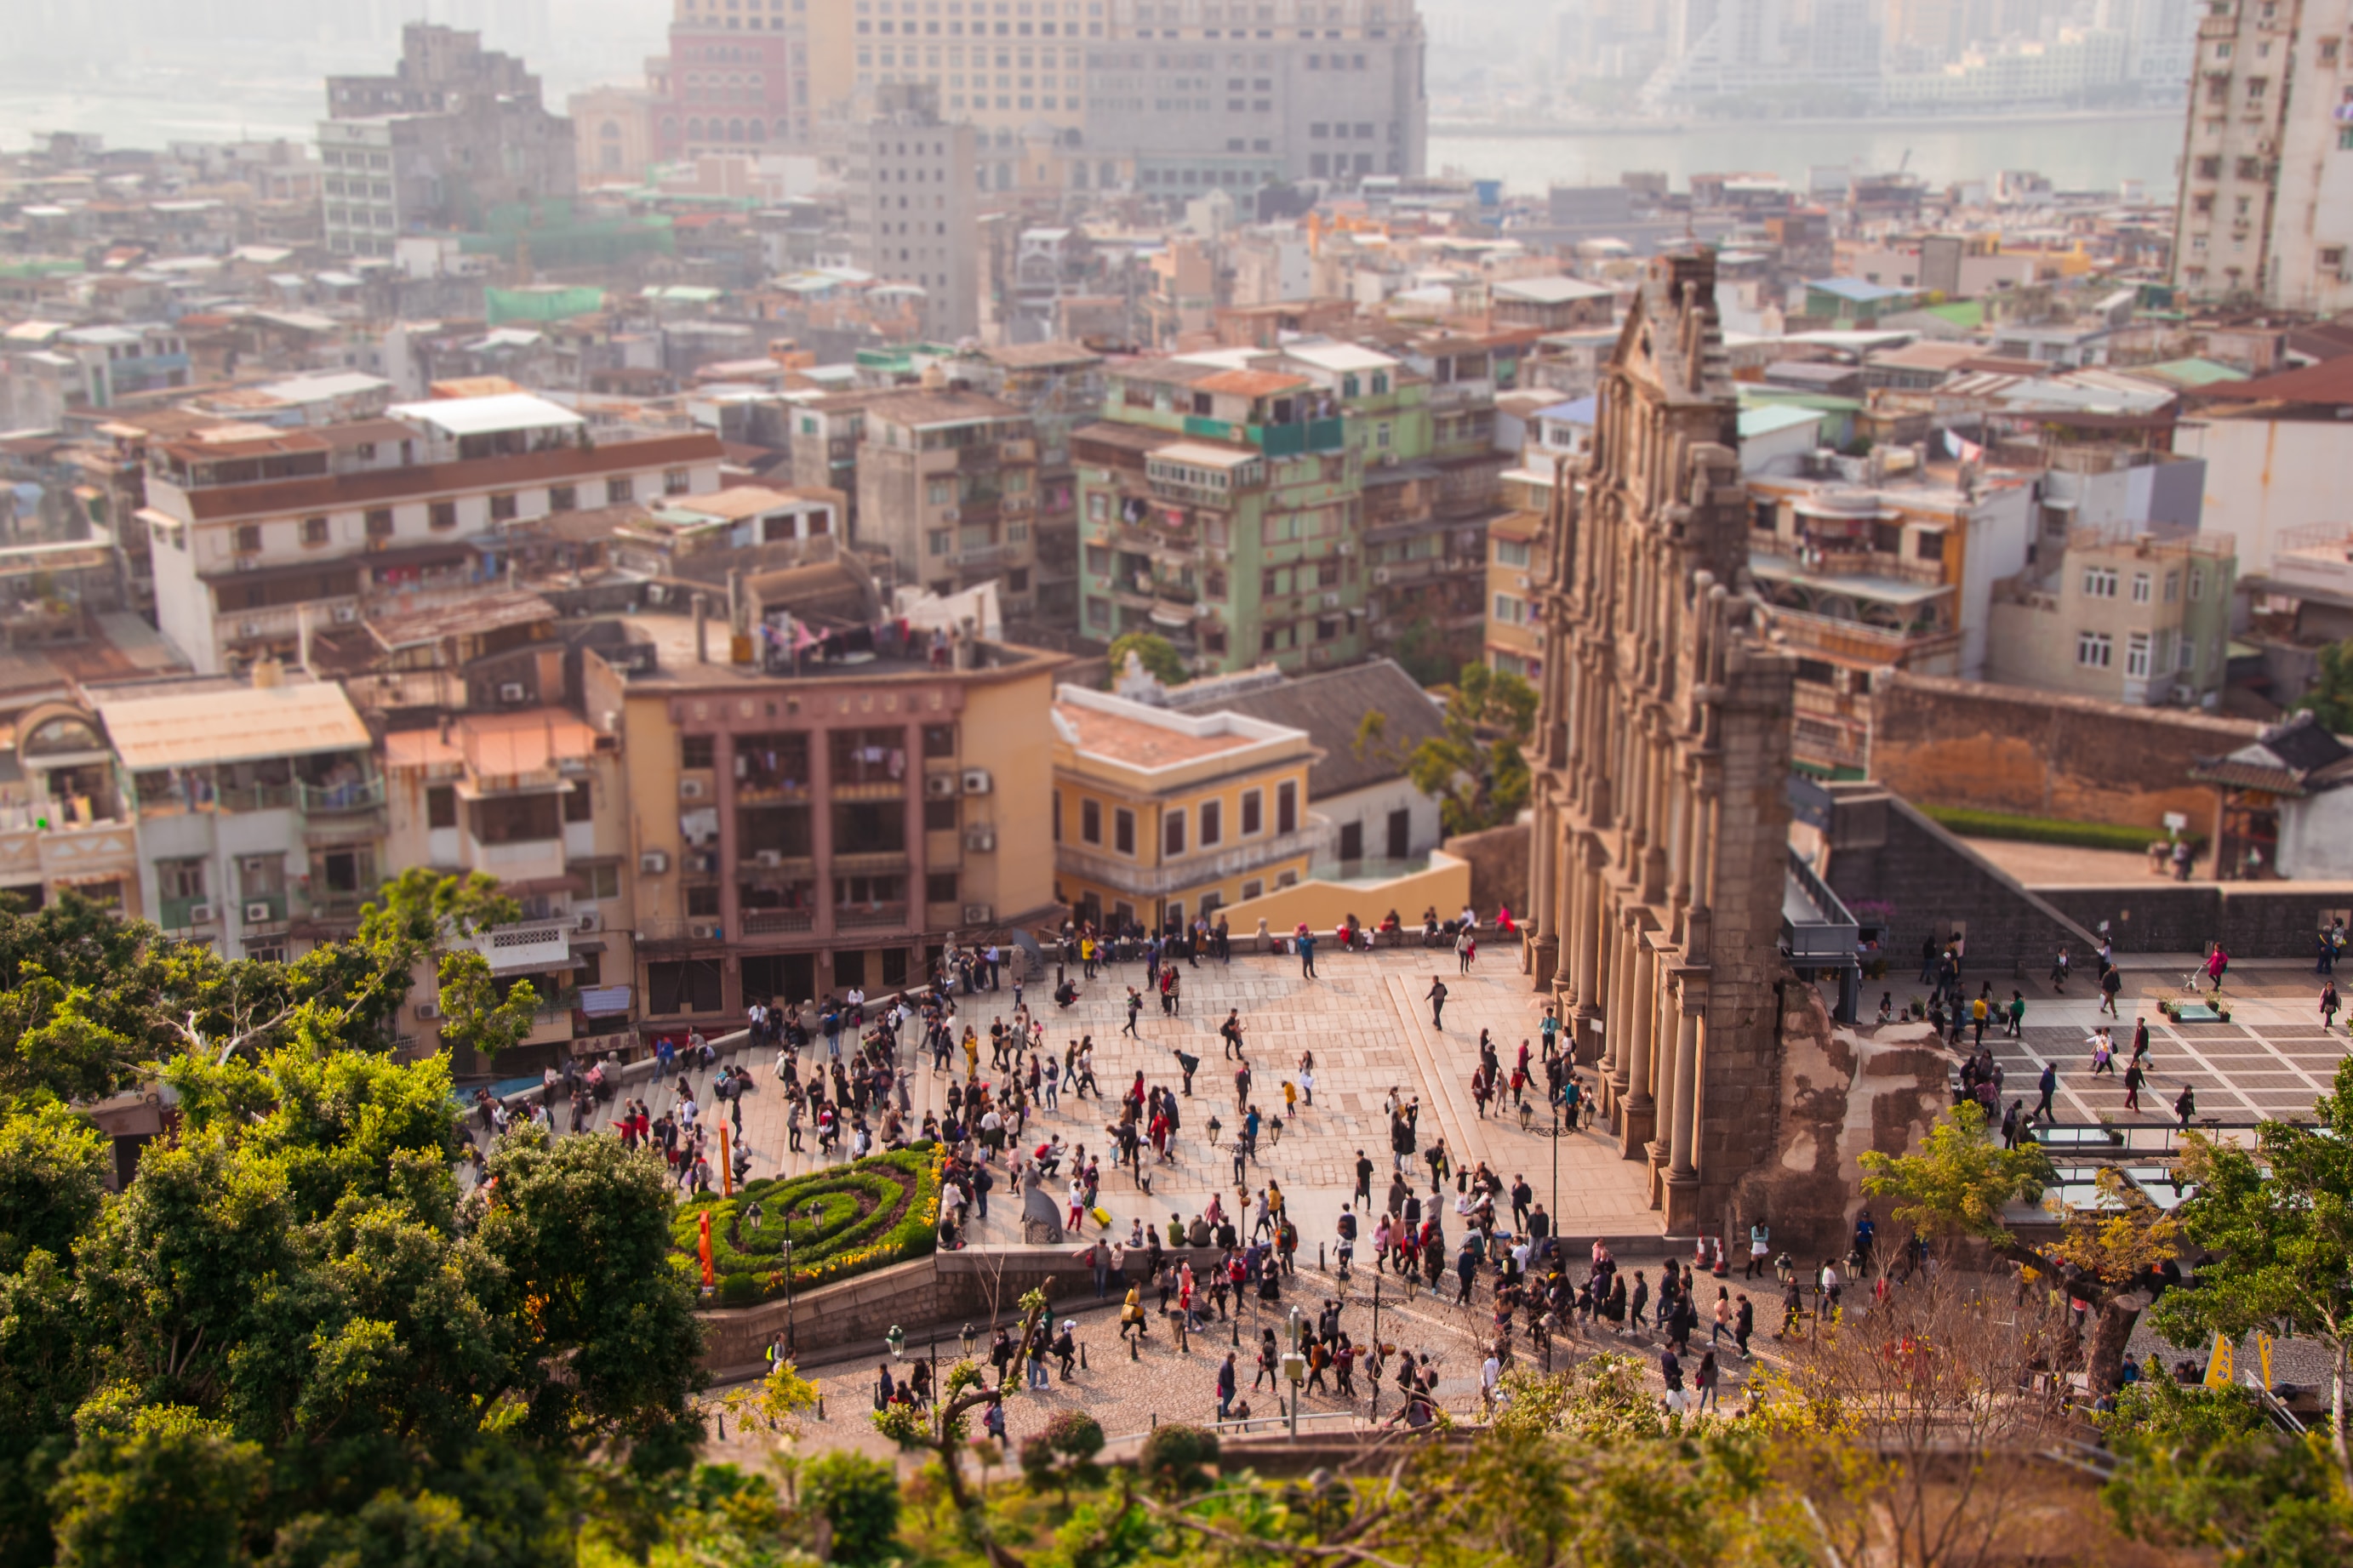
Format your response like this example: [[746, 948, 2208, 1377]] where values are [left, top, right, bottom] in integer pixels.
[[1821, 784, 2099, 989], [1442, 821, 1530, 918], [1870, 670, 2258, 830]]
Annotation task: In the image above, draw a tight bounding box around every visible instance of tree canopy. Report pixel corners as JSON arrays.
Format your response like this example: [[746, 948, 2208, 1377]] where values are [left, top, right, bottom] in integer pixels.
[[2294, 639, 2353, 733], [1356, 661, 1539, 837], [0, 872, 694, 1568], [1104, 633, 1188, 690]]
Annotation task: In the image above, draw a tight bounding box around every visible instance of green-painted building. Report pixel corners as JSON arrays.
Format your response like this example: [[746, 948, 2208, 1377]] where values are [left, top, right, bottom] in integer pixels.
[[1075, 358, 1362, 676]]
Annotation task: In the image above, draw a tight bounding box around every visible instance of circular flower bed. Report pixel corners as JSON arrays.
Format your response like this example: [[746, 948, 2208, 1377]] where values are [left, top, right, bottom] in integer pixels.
[[672, 1144, 940, 1307]]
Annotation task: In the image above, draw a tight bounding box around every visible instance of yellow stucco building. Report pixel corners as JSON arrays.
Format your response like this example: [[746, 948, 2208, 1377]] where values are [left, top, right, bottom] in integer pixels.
[[1048, 686, 1317, 932]]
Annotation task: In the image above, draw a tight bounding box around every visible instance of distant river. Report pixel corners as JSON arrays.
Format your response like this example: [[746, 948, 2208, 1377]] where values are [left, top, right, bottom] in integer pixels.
[[1431, 111, 2185, 198]]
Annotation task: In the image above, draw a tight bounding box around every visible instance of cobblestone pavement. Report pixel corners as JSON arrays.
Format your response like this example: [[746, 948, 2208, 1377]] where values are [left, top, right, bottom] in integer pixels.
[[696, 1244, 1773, 1471], [532, 945, 1664, 1256]]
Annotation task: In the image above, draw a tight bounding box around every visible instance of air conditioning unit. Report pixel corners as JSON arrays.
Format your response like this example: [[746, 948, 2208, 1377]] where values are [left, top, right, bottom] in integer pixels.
[[575, 909, 604, 932], [639, 850, 670, 875], [1516, 574, 1532, 591], [961, 903, 994, 925], [689, 921, 721, 940], [496, 681, 526, 704], [332, 604, 358, 624], [964, 826, 997, 853], [1373, 567, 1391, 585], [679, 777, 708, 800], [243, 900, 273, 923], [416, 1000, 442, 1021], [1336, 541, 1356, 555], [961, 767, 993, 795], [1381, 452, 1400, 467], [923, 773, 959, 799], [755, 848, 783, 868], [942, 505, 961, 523], [645, 583, 670, 605], [687, 852, 719, 875], [239, 619, 264, 639], [186, 901, 214, 924]]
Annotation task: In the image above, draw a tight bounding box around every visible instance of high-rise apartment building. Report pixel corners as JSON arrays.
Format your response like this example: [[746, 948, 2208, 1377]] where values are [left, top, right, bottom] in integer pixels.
[[1074, 356, 1362, 677], [317, 24, 576, 259], [832, 0, 1425, 193], [845, 84, 980, 340], [2171, 0, 2353, 311], [650, 0, 814, 163], [1082, 0, 1428, 190]]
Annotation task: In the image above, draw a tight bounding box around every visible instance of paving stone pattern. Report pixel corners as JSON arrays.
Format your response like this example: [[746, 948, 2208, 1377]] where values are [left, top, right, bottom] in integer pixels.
[[472, 947, 1665, 1253]]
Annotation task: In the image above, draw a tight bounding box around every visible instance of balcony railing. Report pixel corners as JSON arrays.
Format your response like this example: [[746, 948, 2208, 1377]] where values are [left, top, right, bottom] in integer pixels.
[[472, 921, 574, 973], [836, 901, 909, 930], [1054, 827, 1319, 899], [740, 908, 816, 935], [296, 776, 385, 813]]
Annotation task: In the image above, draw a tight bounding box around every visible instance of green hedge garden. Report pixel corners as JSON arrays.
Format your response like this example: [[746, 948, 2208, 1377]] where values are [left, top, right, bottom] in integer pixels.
[[672, 1144, 941, 1309]]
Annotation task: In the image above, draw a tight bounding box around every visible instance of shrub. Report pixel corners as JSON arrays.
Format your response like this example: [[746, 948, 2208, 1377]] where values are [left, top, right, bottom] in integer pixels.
[[1019, 1409, 1106, 1502], [800, 1451, 902, 1565], [1135, 1423, 1219, 1497], [1919, 803, 2200, 857]]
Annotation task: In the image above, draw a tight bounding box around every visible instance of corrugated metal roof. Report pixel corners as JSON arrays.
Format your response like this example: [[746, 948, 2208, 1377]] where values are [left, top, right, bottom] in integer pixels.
[[95, 681, 371, 771]]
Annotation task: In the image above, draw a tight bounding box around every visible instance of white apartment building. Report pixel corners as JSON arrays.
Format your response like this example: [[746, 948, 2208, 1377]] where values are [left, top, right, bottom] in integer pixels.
[[2171, 0, 2353, 310], [93, 674, 383, 964], [140, 392, 724, 676]]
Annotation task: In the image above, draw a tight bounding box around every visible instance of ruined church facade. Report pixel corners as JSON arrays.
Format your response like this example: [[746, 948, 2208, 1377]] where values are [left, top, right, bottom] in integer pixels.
[[1525, 250, 1799, 1235]]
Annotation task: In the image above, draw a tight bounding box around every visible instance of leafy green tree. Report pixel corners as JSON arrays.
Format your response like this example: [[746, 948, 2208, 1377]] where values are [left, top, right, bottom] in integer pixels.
[[1356, 662, 1539, 836], [0, 1102, 105, 1273], [1860, 1104, 2179, 1395], [0, 873, 694, 1568], [1019, 1410, 1105, 1506], [2295, 640, 2353, 733], [798, 1452, 900, 1566], [1104, 633, 1187, 690], [48, 1399, 266, 1568], [2153, 1054, 2353, 1485], [2099, 1378, 2353, 1567]]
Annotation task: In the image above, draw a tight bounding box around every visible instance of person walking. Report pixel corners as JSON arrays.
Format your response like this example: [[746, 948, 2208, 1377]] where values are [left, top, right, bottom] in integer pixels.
[[1694, 1349, 1720, 1414], [2175, 1082, 2198, 1129], [1122, 987, 1144, 1038], [2006, 990, 2026, 1038], [1298, 928, 1318, 980], [1217, 1350, 1236, 1420], [2122, 1058, 2146, 1114], [2050, 945, 2070, 994], [2099, 962, 2123, 1019], [2036, 1061, 2058, 1121], [1425, 976, 1448, 1029], [2204, 943, 2230, 994], [2321, 979, 2340, 1033]]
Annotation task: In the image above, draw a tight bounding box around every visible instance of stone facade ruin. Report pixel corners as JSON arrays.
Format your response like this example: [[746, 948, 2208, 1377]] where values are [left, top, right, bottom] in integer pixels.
[[1522, 250, 1952, 1250]]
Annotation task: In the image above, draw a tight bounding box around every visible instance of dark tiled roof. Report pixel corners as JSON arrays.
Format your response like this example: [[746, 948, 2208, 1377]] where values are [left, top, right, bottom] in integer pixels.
[[2191, 710, 2353, 795], [1168, 659, 1447, 799]]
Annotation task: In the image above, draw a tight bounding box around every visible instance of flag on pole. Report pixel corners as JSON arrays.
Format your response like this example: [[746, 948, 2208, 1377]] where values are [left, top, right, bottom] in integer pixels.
[[2203, 1331, 2235, 1389]]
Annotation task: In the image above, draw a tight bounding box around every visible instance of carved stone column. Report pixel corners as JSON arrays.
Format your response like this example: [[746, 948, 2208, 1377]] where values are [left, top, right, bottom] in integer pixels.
[[1618, 935, 1658, 1155], [1661, 1003, 1705, 1232]]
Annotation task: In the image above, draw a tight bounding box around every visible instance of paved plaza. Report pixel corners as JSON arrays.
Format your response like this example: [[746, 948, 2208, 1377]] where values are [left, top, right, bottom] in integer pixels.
[[1880, 952, 2349, 1128], [584, 944, 1665, 1255]]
